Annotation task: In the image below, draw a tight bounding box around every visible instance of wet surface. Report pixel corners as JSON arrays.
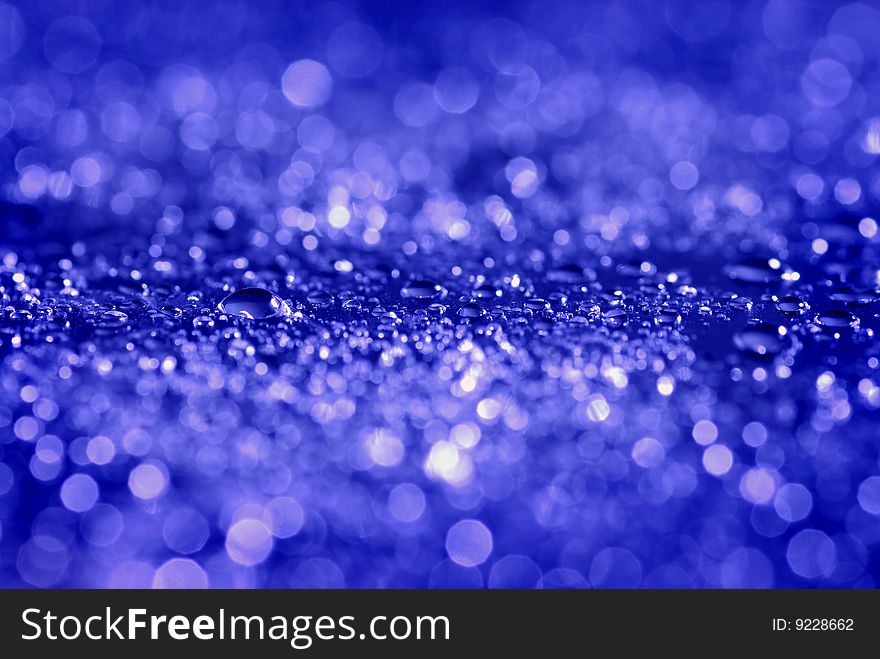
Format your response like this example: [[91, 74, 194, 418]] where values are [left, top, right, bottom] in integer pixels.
[[1, 1, 880, 587]]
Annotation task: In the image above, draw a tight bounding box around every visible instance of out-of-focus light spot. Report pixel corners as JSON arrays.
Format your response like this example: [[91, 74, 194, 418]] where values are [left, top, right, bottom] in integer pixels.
[[86, 436, 115, 465], [179, 112, 217, 150], [477, 398, 502, 421], [388, 483, 426, 523], [282, 59, 332, 108], [669, 161, 699, 190], [225, 518, 273, 566], [266, 496, 305, 538], [425, 441, 471, 485], [450, 422, 480, 449], [434, 67, 480, 114], [0, 4, 26, 62], [786, 529, 837, 579], [801, 58, 852, 107], [394, 82, 439, 127], [703, 444, 734, 476], [589, 547, 642, 588], [14, 416, 39, 441], [60, 473, 99, 513], [796, 172, 824, 201], [631, 437, 665, 469], [43, 16, 101, 74], [328, 206, 351, 228], [743, 421, 768, 447], [70, 156, 103, 188], [82, 504, 123, 547], [833, 178, 861, 205], [657, 375, 675, 396], [864, 118, 880, 154], [162, 508, 209, 554], [773, 483, 813, 522], [19, 165, 48, 198], [605, 367, 628, 389], [365, 428, 405, 467], [857, 476, 880, 515], [858, 217, 877, 238], [326, 22, 383, 78], [692, 419, 718, 445], [586, 397, 610, 422], [100, 101, 141, 142], [153, 558, 209, 589], [740, 467, 776, 504], [816, 371, 835, 392], [128, 462, 167, 500], [445, 519, 493, 567]]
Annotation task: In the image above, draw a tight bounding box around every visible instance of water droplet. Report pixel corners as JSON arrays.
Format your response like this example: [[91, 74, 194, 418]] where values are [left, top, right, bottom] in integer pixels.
[[547, 264, 594, 284], [402, 279, 442, 299], [473, 284, 500, 299], [524, 298, 550, 311], [458, 302, 485, 318], [98, 310, 129, 328], [828, 287, 870, 305], [603, 308, 628, 327], [726, 295, 753, 312], [726, 258, 781, 284], [815, 309, 859, 329], [306, 290, 334, 307], [218, 288, 291, 319], [578, 301, 601, 318], [617, 260, 656, 278], [777, 295, 807, 314], [654, 308, 681, 327], [8, 309, 33, 321], [734, 325, 783, 358]]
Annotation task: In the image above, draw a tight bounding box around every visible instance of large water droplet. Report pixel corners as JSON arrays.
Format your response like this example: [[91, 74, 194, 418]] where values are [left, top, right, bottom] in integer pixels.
[[777, 295, 807, 314], [458, 302, 485, 318], [828, 287, 871, 305], [726, 258, 781, 284], [306, 290, 334, 307], [219, 288, 291, 319], [473, 283, 500, 299], [815, 309, 859, 329], [603, 308, 628, 327], [524, 298, 550, 311], [548, 264, 594, 284], [97, 310, 129, 328], [617, 260, 656, 278], [8, 309, 34, 322], [734, 325, 783, 358], [654, 308, 681, 327], [402, 279, 442, 299], [726, 295, 753, 312]]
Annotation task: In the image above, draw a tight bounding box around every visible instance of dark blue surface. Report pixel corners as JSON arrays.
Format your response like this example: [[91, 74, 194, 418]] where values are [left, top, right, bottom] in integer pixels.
[[1, 0, 880, 588]]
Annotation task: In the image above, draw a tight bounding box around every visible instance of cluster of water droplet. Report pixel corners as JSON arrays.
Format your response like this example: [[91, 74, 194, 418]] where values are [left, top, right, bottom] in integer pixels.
[[1, 1, 880, 588]]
